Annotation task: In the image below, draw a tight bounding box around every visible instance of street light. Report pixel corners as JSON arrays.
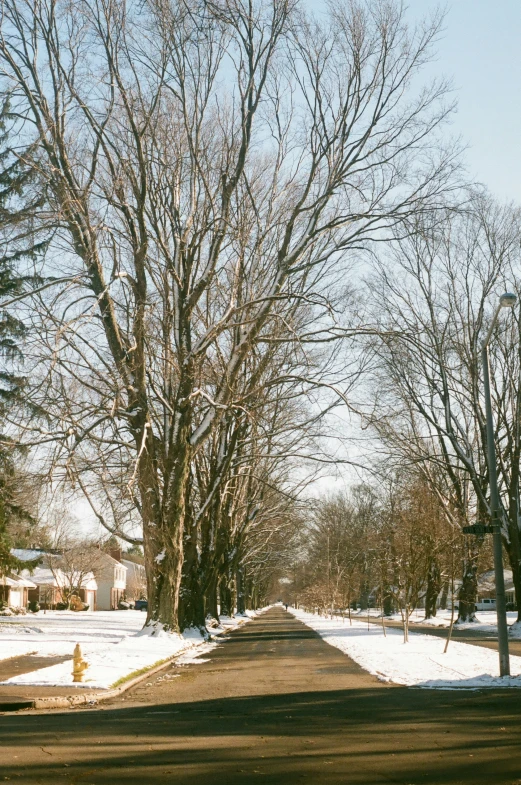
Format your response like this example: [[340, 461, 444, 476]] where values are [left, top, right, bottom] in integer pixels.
[[481, 291, 517, 677]]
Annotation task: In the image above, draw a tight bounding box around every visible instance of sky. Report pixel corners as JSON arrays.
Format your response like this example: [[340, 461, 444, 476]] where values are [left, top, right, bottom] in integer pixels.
[[309, 1, 521, 496], [412, 1, 521, 202]]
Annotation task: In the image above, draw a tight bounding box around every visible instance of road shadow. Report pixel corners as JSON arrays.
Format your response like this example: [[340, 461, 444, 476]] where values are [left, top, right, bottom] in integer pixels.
[[1, 685, 521, 783]]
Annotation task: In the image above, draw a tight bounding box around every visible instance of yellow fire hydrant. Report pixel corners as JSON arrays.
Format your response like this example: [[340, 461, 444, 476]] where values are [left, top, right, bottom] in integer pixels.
[[72, 643, 89, 683]]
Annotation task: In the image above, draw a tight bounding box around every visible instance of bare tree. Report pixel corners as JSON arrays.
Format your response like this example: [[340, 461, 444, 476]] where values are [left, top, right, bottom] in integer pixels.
[[364, 194, 521, 621], [0, 0, 459, 630], [46, 538, 105, 608]]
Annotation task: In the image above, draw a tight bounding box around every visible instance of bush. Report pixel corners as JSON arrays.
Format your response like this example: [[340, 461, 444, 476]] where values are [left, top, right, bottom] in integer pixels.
[[28, 600, 40, 613], [56, 601, 69, 610]]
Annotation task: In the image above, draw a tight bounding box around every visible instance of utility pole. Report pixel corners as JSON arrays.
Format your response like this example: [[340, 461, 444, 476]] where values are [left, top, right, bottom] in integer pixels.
[[480, 292, 516, 677]]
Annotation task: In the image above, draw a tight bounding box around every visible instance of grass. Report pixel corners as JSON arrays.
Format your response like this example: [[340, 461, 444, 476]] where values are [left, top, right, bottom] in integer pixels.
[[110, 656, 173, 689]]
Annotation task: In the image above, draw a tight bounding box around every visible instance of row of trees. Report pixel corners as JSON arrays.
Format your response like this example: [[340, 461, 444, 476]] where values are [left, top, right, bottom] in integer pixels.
[[291, 477, 462, 627], [362, 197, 521, 622], [0, 0, 459, 630], [292, 476, 495, 635], [4, 0, 520, 632], [292, 192, 521, 628]]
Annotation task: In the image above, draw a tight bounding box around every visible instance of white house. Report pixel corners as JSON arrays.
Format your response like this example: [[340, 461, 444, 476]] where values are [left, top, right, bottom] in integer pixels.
[[121, 556, 146, 601], [477, 569, 515, 606], [22, 565, 98, 610], [0, 572, 37, 609], [13, 549, 98, 610], [96, 553, 127, 610]]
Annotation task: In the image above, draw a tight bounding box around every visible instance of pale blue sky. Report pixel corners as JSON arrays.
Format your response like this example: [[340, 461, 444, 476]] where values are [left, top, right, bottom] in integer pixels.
[[412, 1, 521, 201]]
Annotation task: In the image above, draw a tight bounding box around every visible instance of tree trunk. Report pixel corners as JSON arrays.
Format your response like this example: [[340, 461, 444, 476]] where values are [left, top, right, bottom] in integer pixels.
[[383, 586, 394, 616], [236, 566, 246, 615], [145, 539, 183, 632], [439, 580, 449, 611], [246, 577, 255, 610], [250, 582, 257, 611], [425, 560, 442, 619], [144, 405, 193, 632], [178, 524, 206, 632], [220, 576, 233, 617], [504, 512, 521, 621], [206, 575, 219, 620], [359, 582, 369, 611], [456, 546, 478, 623]]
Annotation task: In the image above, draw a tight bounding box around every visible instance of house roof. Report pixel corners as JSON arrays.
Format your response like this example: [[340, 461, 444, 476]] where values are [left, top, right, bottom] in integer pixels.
[[20, 566, 97, 591], [121, 558, 145, 571], [10, 548, 48, 562], [477, 569, 514, 593], [121, 552, 145, 566], [97, 552, 128, 570], [0, 573, 37, 589]]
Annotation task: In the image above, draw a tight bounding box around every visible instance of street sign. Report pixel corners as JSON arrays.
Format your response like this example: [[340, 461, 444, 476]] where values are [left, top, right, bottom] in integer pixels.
[[462, 524, 497, 535]]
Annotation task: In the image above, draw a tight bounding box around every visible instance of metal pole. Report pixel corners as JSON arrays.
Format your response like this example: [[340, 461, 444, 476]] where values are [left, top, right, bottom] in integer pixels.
[[481, 343, 510, 676]]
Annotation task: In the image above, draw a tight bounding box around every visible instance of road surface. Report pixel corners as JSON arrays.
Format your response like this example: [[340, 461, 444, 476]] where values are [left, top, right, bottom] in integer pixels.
[[1, 607, 521, 784]]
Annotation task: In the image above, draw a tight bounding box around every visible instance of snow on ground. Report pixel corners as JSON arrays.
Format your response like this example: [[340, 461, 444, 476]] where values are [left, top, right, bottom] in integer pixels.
[[291, 607, 521, 689], [348, 607, 521, 636], [0, 608, 268, 689]]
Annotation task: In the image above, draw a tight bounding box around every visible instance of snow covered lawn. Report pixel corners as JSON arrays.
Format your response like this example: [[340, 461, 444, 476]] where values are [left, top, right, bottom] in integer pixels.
[[0, 609, 265, 690], [348, 607, 521, 636], [291, 608, 521, 689]]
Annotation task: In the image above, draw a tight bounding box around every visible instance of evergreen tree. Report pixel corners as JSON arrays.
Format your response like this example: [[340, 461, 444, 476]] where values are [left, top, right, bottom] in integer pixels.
[[0, 97, 47, 575]]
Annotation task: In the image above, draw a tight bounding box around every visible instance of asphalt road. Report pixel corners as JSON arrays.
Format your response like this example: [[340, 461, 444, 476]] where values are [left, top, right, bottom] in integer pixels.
[[2, 607, 521, 784]]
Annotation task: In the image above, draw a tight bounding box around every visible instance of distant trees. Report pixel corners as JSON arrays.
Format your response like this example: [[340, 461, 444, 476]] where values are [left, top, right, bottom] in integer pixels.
[[364, 194, 521, 622], [0, 0, 458, 630], [299, 486, 380, 616], [375, 476, 457, 639], [297, 476, 458, 633]]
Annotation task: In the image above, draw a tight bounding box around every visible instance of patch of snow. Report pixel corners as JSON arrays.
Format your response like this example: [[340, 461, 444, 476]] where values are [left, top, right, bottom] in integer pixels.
[[508, 620, 521, 638], [291, 607, 521, 689], [342, 608, 521, 637], [175, 643, 217, 666]]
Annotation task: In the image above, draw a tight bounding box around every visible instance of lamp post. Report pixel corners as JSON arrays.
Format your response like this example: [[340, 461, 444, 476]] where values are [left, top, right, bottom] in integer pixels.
[[481, 291, 516, 677]]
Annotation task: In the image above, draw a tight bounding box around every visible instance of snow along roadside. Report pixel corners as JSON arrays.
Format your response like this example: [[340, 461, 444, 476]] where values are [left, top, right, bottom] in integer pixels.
[[290, 607, 521, 689], [0, 608, 269, 690]]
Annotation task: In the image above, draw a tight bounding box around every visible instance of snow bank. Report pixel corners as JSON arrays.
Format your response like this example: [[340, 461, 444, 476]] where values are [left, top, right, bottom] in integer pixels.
[[291, 608, 521, 689], [0, 607, 269, 689]]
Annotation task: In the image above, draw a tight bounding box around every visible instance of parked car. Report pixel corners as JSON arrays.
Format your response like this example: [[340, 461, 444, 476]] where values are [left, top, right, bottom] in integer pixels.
[[134, 599, 148, 611], [475, 598, 496, 611]]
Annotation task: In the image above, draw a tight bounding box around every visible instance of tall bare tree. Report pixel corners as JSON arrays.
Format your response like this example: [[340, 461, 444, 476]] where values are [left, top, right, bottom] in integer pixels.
[[0, 0, 459, 629], [364, 194, 521, 622]]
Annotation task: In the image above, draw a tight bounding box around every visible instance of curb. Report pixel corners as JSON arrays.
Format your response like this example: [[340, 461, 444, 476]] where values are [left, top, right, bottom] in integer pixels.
[[0, 618, 249, 713]]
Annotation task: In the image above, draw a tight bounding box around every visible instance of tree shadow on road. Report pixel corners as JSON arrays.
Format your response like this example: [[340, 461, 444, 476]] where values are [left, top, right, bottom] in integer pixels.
[[1, 685, 521, 784]]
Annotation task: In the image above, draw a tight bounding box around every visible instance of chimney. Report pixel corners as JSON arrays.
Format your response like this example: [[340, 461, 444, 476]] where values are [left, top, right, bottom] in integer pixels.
[[110, 548, 122, 563]]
